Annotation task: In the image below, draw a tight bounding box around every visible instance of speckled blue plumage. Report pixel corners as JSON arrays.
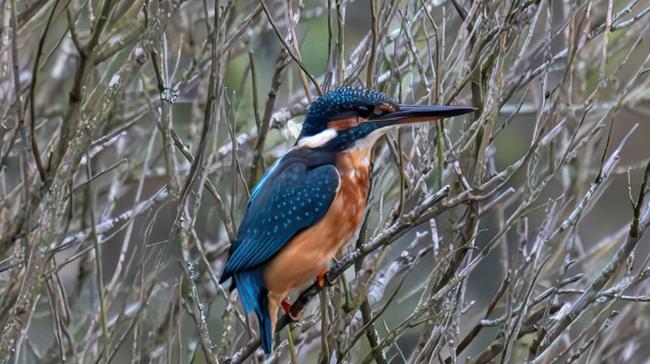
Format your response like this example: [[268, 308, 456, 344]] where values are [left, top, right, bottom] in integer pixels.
[[222, 160, 339, 279]]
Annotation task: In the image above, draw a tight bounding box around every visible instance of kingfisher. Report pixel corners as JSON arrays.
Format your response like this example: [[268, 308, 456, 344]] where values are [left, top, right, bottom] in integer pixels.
[[219, 86, 474, 353]]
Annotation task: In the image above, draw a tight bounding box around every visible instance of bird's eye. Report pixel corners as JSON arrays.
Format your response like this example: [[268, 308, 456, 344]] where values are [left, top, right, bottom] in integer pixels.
[[356, 105, 373, 118]]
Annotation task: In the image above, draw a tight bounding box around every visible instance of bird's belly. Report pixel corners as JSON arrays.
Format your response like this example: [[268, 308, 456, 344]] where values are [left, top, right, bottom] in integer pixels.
[[263, 153, 370, 297]]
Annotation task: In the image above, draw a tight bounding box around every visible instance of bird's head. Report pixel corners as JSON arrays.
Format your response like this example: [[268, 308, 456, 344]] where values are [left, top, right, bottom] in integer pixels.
[[296, 86, 475, 151]]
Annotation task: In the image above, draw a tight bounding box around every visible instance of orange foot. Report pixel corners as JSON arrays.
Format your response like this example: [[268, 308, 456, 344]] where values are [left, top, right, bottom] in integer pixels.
[[281, 298, 302, 321], [316, 267, 337, 288]]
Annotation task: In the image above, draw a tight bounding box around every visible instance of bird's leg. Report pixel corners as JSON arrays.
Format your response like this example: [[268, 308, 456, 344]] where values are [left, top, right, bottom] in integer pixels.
[[316, 267, 336, 288], [281, 298, 302, 321]]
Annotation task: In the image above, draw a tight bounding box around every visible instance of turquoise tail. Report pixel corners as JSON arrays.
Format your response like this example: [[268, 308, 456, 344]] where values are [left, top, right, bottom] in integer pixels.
[[234, 267, 273, 353]]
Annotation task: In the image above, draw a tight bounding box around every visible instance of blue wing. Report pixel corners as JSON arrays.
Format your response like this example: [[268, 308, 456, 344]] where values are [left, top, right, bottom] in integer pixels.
[[220, 155, 340, 283]]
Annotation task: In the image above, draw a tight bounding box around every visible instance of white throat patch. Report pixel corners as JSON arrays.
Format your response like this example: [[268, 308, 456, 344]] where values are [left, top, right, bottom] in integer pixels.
[[296, 128, 338, 149], [351, 127, 392, 151]]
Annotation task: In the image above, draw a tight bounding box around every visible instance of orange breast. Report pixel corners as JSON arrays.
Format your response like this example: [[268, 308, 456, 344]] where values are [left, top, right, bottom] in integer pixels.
[[263, 147, 371, 298]]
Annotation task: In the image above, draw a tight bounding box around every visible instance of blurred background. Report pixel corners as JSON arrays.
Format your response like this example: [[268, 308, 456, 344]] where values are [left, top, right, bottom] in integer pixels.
[[1, 0, 650, 363]]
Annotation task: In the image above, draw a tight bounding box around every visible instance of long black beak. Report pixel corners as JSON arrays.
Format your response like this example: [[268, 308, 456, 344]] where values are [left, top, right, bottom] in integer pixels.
[[370, 104, 476, 127]]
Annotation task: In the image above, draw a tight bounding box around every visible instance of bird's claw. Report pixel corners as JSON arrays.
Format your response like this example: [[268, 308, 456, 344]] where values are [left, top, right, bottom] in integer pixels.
[[281, 298, 302, 321], [316, 268, 336, 288]]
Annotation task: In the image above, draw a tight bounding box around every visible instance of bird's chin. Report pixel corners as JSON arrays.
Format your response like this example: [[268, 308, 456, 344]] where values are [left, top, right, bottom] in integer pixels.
[[350, 127, 392, 151]]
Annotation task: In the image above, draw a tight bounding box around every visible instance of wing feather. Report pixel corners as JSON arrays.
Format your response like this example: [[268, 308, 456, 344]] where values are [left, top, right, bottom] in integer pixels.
[[220, 157, 340, 282]]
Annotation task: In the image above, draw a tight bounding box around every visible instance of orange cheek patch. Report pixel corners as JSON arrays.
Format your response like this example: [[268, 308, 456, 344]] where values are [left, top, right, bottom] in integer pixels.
[[327, 117, 360, 131]]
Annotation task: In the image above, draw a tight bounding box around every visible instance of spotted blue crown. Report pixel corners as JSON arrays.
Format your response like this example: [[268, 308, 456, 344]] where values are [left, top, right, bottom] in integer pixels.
[[299, 86, 397, 139]]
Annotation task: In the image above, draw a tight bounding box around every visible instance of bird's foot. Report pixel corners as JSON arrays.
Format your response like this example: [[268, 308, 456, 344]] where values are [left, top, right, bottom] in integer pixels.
[[316, 268, 336, 288], [281, 298, 302, 321]]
